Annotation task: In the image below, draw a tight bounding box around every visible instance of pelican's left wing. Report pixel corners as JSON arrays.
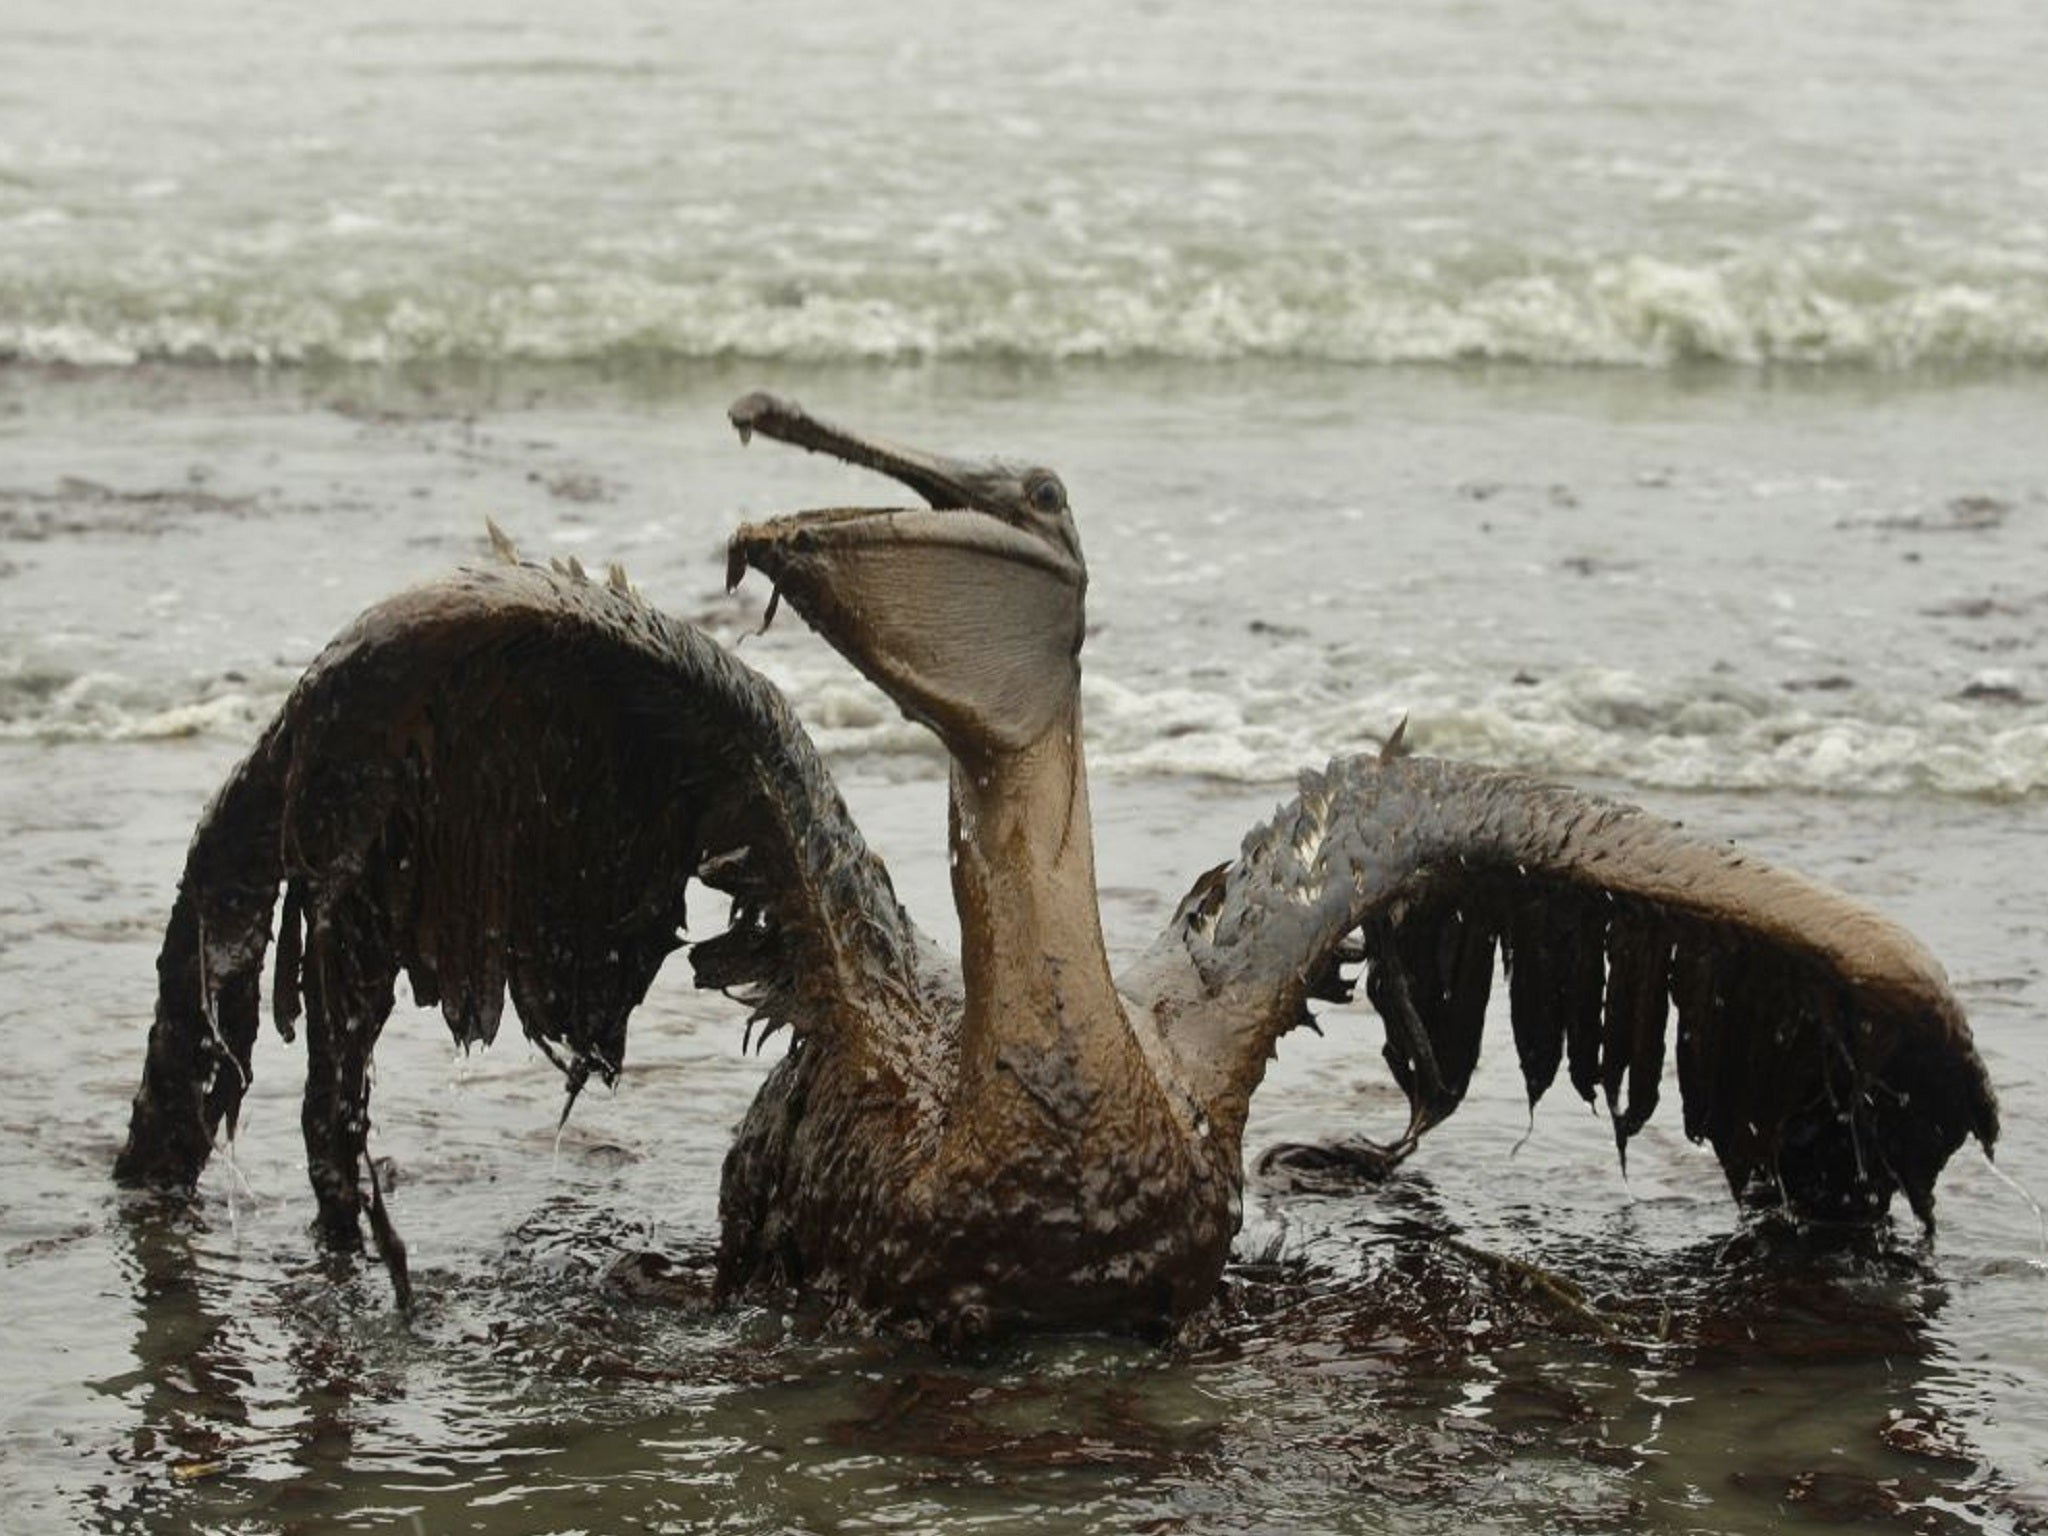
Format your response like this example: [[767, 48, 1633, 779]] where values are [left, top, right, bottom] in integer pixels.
[[1123, 752, 1996, 1225]]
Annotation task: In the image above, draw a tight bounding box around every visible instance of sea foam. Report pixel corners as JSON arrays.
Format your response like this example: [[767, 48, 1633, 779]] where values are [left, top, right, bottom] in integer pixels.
[[3, 252, 2044, 371], [15, 642, 2043, 800]]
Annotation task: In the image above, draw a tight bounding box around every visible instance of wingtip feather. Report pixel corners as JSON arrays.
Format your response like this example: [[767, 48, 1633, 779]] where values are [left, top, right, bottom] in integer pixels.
[[485, 517, 521, 566]]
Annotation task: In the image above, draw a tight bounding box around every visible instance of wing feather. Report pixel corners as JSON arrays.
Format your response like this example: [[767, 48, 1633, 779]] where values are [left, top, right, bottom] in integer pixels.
[[117, 562, 948, 1210], [1129, 753, 1996, 1226]]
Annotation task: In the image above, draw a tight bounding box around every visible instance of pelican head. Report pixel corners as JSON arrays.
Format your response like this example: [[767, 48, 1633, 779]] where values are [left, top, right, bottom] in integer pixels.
[[726, 391, 1086, 759]]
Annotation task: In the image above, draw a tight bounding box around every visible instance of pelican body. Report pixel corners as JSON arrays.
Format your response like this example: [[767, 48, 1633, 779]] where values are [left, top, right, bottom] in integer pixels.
[[116, 395, 1998, 1336]]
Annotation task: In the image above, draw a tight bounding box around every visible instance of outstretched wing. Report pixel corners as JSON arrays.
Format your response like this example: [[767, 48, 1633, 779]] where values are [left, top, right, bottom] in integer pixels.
[[116, 561, 950, 1236], [1124, 752, 1997, 1225]]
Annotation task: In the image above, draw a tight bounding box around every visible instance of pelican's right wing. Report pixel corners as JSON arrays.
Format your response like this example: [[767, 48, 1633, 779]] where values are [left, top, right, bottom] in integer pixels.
[[116, 561, 951, 1210], [1123, 752, 1997, 1226]]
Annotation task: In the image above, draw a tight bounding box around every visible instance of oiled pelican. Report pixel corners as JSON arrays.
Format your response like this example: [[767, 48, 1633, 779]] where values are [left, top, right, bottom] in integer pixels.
[[116, 394, 1998, 1334]]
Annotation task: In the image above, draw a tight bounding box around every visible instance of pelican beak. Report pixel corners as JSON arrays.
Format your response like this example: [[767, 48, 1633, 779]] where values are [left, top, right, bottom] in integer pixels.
[[729, 392, 998, 511], [724, 392, 1085, 757]]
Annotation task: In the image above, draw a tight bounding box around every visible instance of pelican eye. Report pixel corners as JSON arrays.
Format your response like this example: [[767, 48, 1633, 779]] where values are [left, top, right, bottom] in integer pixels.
[[1025, 473, 1066, 515]]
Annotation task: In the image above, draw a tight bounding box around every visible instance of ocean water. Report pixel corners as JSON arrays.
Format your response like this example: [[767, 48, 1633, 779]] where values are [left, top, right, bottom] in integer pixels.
[[3, 0, 2047, 1532], [5, 0, 2048, 370]]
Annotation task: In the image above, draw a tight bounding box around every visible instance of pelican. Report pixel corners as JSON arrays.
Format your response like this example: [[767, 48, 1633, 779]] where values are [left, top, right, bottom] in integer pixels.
[[116, 393, 1998, 1334]]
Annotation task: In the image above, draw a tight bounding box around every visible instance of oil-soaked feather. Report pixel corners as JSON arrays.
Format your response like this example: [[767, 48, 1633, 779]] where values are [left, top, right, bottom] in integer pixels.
[[271, 881, 304, 1042], [1370, 901, 1496, 1131], [1669, 934, 1726, 1147], [1561, 901, 1609, 1108], [115, 717, 291, 1190], [1441, 908, 1497, 1101], [1365, 932, 1431, 1122], [116, 562, 957, 1271], [1600, 907, 1671, 1164], [1131, 752, 1997, 1229], [1503, 898, 1565, 1107]]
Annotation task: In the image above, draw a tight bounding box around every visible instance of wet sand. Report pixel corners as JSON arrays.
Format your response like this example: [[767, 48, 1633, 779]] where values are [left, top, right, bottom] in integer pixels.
[[2, 362, 2045, 1532]]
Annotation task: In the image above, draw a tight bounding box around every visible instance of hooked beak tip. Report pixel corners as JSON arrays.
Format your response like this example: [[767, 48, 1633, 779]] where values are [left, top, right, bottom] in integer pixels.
[[728, 390, 792, 448]]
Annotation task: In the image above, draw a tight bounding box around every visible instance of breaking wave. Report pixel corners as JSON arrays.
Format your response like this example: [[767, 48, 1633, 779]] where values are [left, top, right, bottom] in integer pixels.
[[0, 654, 288, 744], [1078, 669, 2048, 800], [4, 252, 2046, 371]]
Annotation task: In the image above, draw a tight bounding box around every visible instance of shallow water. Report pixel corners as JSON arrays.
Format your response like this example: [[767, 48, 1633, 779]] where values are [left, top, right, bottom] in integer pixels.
[[2, 363, 2045, 1534]]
